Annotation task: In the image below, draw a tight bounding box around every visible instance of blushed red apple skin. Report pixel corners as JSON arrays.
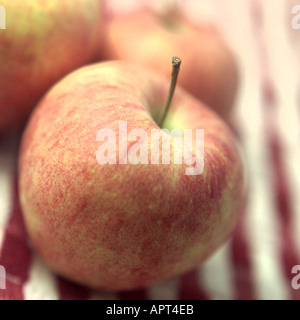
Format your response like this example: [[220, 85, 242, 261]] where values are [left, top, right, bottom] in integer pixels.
[[0, 0, 102, 131], [19, 61, 245, 291], [100, 9, 239, 120]]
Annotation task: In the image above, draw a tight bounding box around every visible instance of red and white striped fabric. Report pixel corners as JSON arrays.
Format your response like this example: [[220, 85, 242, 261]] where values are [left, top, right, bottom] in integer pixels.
[[0, 0, 299, 300]]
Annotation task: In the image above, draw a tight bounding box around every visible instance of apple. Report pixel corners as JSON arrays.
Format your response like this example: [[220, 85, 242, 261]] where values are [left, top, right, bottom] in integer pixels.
[[18, 59, 245, 291], [99, 9, 239, 120], [0, 0, 103, 131]]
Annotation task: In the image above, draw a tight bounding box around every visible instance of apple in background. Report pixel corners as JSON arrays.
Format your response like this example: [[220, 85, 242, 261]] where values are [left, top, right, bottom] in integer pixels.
[[99, 9, 239, 121], [0, 0, 103, 131], [18, 60, 245, 291]]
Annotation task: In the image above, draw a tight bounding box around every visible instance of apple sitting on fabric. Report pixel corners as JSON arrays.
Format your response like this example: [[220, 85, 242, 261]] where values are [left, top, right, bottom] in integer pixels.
[[0, 0, 102, 131], [100, 9, 239, 120], [18, 59, 245, 291]]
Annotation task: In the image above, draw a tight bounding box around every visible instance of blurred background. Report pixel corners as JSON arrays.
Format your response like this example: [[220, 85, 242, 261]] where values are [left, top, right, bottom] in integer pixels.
[[0, 0, 299, 299]]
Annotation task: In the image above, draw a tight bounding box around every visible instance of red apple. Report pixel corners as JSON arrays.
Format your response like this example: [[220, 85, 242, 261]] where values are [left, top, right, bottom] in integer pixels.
[[18, 60, 245, 291], [0, 0, 103, 131], [100, 9, 239, 120]]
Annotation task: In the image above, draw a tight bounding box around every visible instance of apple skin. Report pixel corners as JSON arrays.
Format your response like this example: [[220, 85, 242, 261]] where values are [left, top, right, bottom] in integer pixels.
[[18, 60, 245, 291], [0, 0, 103, 131], [100, 9, 239, 120]]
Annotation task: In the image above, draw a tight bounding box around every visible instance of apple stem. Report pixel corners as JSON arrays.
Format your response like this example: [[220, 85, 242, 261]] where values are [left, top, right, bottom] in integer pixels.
[[159, 56, 181, 128]]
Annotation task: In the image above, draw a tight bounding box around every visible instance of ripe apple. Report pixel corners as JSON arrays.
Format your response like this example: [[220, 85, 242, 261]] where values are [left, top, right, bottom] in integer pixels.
[[100, 9, 239, 120], [0, 0, 103, 131], [18, 60, 245, 291]]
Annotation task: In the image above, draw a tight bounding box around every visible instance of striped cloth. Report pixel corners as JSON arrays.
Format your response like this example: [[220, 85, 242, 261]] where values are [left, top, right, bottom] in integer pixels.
[[0, 0, 299, 300]]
